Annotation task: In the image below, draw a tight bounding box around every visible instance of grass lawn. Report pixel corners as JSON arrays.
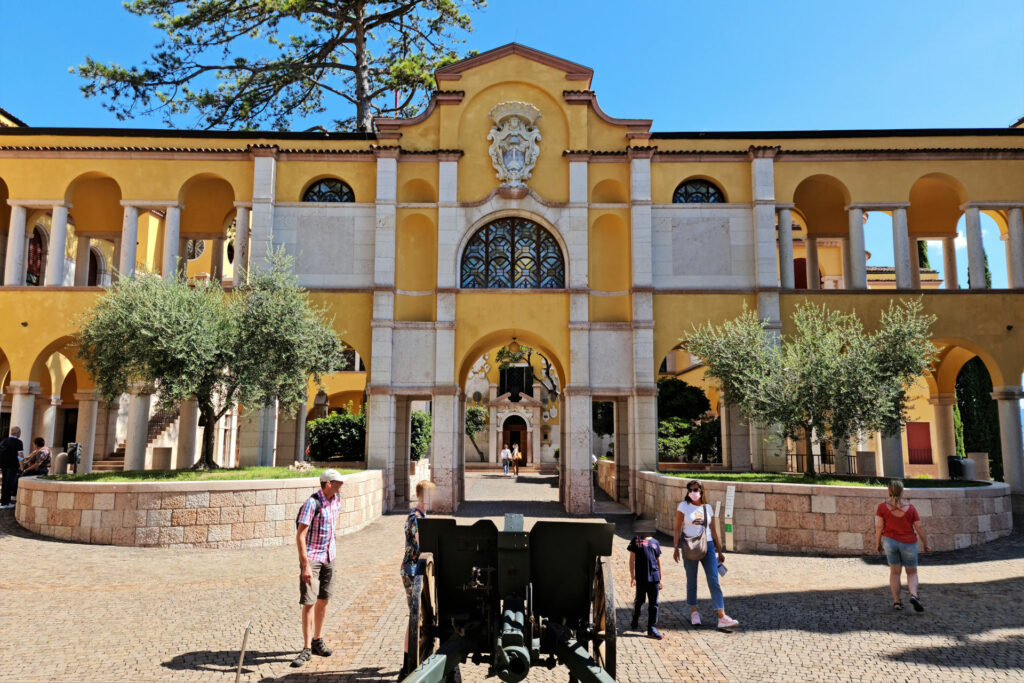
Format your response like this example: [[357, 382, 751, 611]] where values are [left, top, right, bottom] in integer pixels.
[[41, 466, 358, 483], [665, 472, 991, 488]]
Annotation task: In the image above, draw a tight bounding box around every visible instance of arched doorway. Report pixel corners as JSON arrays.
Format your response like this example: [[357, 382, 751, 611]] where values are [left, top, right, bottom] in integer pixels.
[[502, 414, 528, 462], [26, 227, 45, 286]]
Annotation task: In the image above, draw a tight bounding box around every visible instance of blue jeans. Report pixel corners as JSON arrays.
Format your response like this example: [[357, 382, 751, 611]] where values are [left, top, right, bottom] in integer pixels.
[[683, 538, 725, 610], [502, 460, 509, 475]]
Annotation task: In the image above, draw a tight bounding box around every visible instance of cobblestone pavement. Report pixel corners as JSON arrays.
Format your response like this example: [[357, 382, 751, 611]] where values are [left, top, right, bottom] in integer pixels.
[[0, 473, 1022, 682]]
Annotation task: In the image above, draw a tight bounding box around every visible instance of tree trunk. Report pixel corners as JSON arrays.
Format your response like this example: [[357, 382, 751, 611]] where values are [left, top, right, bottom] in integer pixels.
[[193, 399, 220, 470], [353, 2, 373, 132], [803, 430, 816, 476]]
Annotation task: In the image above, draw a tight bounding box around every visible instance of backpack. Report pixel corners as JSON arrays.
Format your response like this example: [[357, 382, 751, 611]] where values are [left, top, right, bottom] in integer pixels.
[[295, 494, 323, 529]]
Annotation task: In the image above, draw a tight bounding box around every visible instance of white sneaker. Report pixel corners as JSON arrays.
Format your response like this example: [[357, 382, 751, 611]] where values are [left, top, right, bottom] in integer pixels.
[[690, 612, 702, 627], [0, 504, 14, 510], [717, 615, 739, 631]]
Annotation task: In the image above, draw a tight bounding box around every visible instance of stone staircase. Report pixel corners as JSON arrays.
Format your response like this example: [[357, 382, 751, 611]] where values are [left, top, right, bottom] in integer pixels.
[[91, 408, 180, 472]]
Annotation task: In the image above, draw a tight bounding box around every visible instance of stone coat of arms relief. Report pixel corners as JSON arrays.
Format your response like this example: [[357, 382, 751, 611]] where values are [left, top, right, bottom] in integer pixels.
[[487, 101, 542, 198]]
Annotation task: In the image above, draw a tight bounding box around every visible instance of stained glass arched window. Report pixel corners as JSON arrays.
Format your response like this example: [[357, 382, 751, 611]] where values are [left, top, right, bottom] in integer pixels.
[[673, 179, 725, 204], [461, 217, 565, 289], [302, 178, 355, 202]]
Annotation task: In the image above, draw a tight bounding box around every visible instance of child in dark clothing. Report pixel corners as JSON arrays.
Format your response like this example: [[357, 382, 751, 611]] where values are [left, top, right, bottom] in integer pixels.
[[628, 520, 664, 640]]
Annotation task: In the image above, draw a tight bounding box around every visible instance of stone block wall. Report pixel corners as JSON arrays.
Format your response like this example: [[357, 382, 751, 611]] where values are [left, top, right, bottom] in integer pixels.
[[596, 459, 616, 499], [637, 471, 1012, 555], [15, 470, 383, 549]]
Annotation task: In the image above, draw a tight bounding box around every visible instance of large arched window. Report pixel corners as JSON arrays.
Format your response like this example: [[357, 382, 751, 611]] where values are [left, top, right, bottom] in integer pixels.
[[673, 179, 725, 204], [461, 217, 565, 289], [302, 178, 355, 202]]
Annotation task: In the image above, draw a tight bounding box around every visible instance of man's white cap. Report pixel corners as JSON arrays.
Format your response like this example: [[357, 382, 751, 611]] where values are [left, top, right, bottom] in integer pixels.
[[320, 469, 345, 483]]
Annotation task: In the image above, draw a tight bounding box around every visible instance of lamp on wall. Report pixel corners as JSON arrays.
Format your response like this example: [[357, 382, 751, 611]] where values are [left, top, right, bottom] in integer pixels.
[[508, 337, 520, 354]]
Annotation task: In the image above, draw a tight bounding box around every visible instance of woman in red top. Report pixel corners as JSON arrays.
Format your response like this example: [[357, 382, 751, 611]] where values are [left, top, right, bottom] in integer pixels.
[[874, 479, 931, 612]]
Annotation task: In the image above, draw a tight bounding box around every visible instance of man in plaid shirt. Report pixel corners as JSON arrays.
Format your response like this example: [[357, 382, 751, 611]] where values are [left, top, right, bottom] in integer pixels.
[[291, 469, 344, 668]]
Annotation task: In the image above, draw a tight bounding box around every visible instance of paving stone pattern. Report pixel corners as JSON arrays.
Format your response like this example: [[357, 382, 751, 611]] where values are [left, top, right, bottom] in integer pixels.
[[0, 472, 1022, 682]]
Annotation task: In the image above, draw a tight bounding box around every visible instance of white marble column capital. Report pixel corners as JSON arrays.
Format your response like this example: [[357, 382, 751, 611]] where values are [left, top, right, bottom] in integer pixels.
[[927, 392, 957, 407], [990, 386, 1024, 402]]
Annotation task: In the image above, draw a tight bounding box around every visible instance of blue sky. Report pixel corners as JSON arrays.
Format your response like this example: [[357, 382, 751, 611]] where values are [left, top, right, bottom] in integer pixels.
[[1, 0, 1021, 282]]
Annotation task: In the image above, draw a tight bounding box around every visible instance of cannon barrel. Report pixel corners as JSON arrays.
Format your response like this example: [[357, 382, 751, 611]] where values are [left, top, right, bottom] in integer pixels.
[[496, 598, 531, 682], [401, 635, 466, 683]]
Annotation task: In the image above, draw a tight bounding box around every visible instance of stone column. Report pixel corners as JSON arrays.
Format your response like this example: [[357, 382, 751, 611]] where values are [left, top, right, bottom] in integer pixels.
[[840, 238, 851, 289], [256, 398, 279, 467], [776, 206, 795, 289], [7, 382, 40, 447], [430, 390, 461, 513], [210, 238, 224, 282], [909, 238, 922, 289], [74, 237, 92, 286], [162, 205, 181, 278], [123, 386, 153, 471], [991, 387, 1024, 491], [928, 393, 956, 479], [749, 147, 780, 288], [74, 392, 99, 474], [963, 206, 986, 289], [294, 401, 308, 462], [233, 204, 251, 283], [111, 237, 122, 282], [531, 405, 542, 466], [942, 237, 959, 289], [880, 431, 905, 479], [804, 237, 819, 290], [719, 399, 751, 470], [1006, 207, 1024, 289], [563, 388, 593, 515], [892, 206, 913, 289], [175, 399, 199, 469], [38, 396, 60, 452], [247, 148, 278, 273], [366, 390, 397, 509], [846, 207, 867, 289], [487, 402, 498, 464], [118, 204, 140, 277], [4, 204, 27, 285], [44, 204, 70, 286]]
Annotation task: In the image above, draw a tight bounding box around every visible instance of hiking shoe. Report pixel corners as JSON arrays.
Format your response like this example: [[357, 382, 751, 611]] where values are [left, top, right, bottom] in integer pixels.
[[311, 638, 333, 657], [647, 627, 664, 640], [909, 595, 924, 613], [717, 615, 739, 631], [690, 612, 702, 627], [291, 648, 312, 668]]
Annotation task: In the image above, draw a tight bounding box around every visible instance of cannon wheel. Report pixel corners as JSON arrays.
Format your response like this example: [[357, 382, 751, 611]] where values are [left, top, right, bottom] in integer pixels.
[[590, 556, 616, 678], [406, 553, 438, 672]]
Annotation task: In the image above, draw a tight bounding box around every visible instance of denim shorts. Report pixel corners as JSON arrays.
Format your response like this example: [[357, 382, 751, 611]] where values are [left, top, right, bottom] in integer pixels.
[[882, 537, 918, 568]]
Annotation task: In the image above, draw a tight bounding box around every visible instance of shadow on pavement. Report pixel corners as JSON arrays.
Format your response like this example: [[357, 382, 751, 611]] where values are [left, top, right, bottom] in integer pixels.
[[162, 649, 294, 674], [883, 633, 1024, 669], [258, 666, 397, 682]]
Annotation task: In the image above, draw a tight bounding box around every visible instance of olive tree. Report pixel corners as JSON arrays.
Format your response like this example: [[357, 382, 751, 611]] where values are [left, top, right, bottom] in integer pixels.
[[77, 251, 344, 469], [684, 300, 935, 475]]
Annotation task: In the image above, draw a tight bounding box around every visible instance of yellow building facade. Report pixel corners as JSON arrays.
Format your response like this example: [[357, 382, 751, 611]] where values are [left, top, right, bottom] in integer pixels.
[[2, 45, 1024, 514]]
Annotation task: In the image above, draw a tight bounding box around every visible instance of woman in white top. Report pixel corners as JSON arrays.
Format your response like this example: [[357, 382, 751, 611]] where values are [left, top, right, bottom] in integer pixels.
[[673, 480, 739, 631]]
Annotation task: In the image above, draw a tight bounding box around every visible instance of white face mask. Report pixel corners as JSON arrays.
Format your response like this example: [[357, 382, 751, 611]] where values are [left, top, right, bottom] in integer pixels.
[[688, 491, 701, 503]]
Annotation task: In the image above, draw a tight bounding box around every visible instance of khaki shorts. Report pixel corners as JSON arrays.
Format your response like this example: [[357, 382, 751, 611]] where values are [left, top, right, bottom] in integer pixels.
[[299, 561, 334, 605]]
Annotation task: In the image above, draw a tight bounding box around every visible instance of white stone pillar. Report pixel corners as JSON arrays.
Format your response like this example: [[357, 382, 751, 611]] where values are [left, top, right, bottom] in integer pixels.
[[942, 237, 958, 289], [233, 204, 251, 283], [74, 237, 91, 286], [176, 399, 199, 468], [7, 382, 40, 447], [256, 398, 279, 467], [210, 238, 224, 282], [294, 401, 308, 462], [892, 206, 913, 289], [928, 393, 956, 479], [38, 396, 60, 452], [563, 389, 593, 515], [804, 237, 820, 290], [366, 391, 397, 510], [162, 205, 181, 278], [248, 149, 278, 272], [118, 204, 140, 277], [74, 392, 99, 474], [846, 207, 867, 289], [123, 386, 153, 471], [430, 391, 460, 513], [44, 204, 70, 286], [719, 400, 751, 470], [777, 206, 795, 289], [963, 206, 986, 289], [111, 237, 122, 282], [909, 238, 922, 289], [1006, 207, 1024, 289], [750, 148, 780, 287], [840, 238, 851, 289], [4, 204, 27, 285], [880, 431, 905, 479], [991, 387, 1024, 491]]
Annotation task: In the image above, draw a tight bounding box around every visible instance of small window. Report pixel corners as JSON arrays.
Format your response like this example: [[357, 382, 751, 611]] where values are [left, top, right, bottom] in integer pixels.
[[303, 178, 354, 203], [673, 179, 725, 204]]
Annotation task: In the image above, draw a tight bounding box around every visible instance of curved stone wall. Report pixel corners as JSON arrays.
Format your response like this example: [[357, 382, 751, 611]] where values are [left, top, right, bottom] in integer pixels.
[[637, 471, 1012, 555], [15, 470, 383, 548]]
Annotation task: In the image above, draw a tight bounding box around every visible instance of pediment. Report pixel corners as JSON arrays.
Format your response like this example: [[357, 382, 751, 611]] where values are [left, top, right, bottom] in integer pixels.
[[435, 43, 593, 86], [489, 391, 543, 408]]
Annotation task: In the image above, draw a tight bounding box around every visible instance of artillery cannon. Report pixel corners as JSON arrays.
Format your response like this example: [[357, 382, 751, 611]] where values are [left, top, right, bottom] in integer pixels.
[[402, 514, 616, 683]]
